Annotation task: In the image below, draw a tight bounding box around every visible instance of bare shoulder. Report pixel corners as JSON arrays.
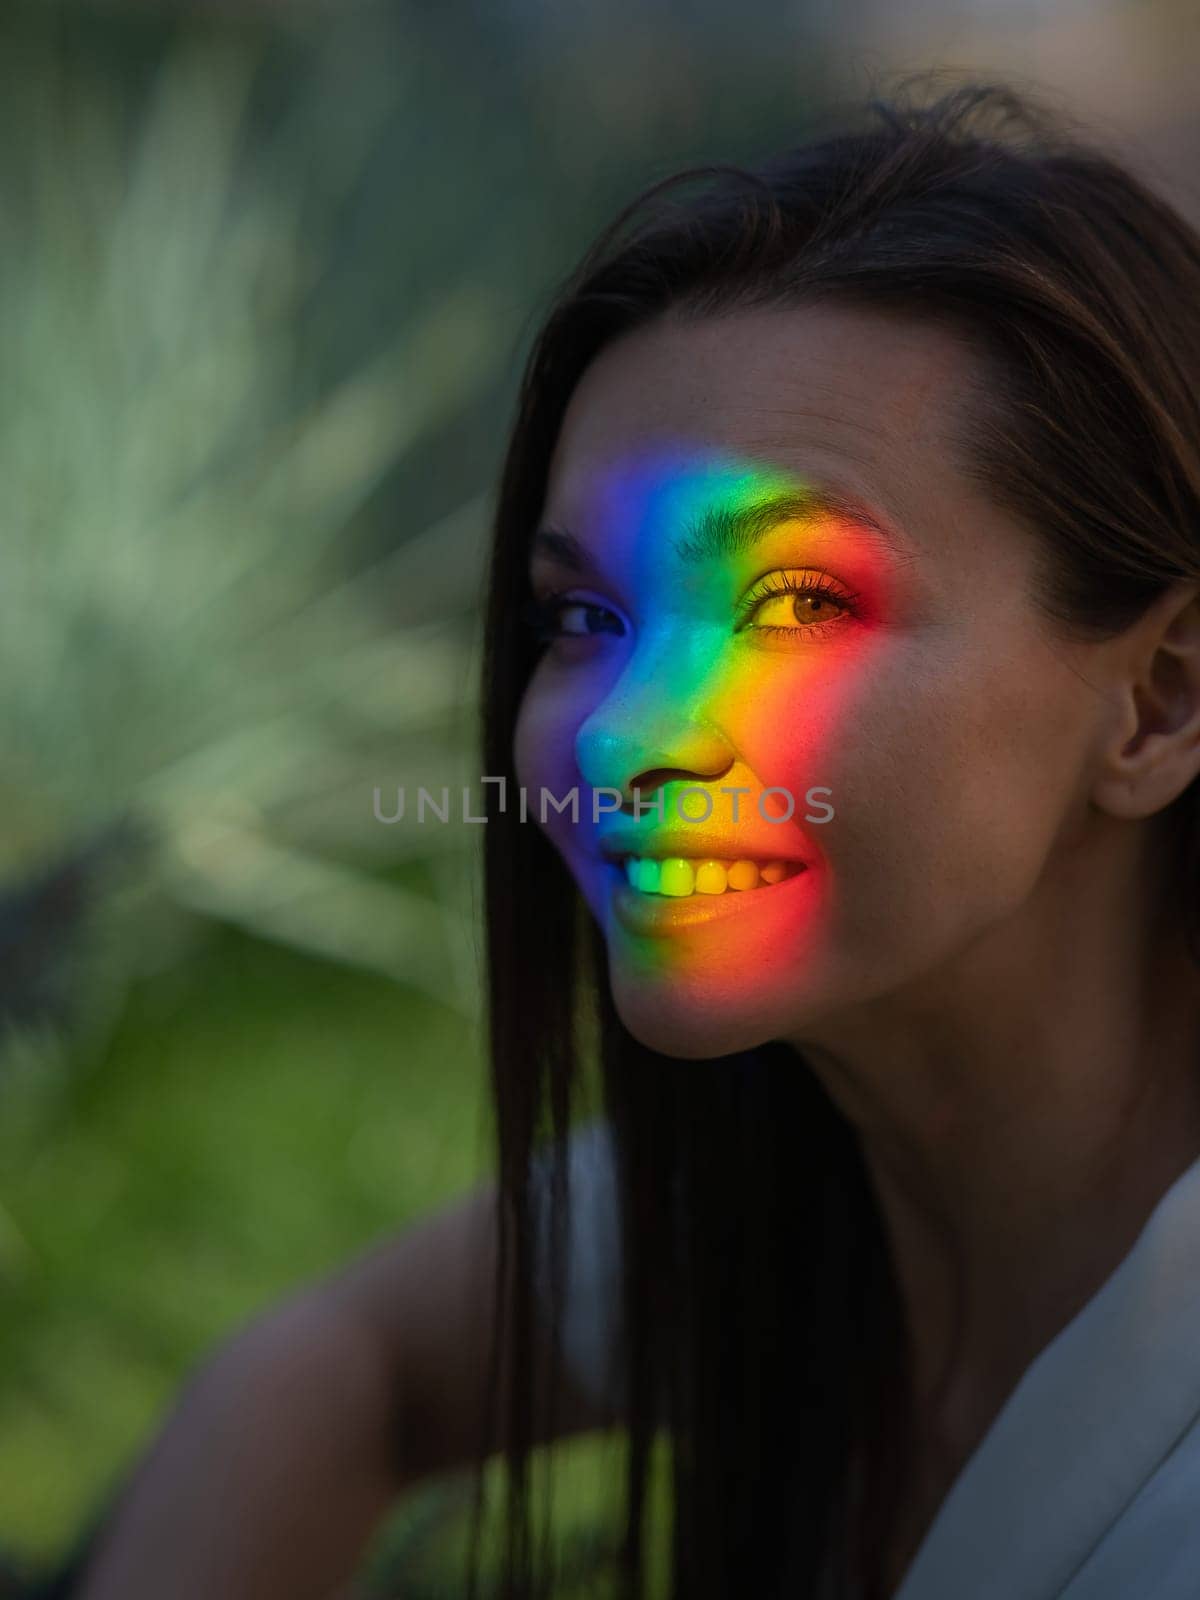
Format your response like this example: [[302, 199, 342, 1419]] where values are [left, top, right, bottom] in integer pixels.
[[319, 1130, 625, 1488]]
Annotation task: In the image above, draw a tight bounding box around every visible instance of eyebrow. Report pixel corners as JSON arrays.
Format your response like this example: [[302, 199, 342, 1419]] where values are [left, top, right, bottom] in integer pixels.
[[530, 486, 911, 573]]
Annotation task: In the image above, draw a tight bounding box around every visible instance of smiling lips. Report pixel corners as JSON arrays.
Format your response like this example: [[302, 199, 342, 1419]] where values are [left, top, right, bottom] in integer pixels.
[[620, 855, 804, 897]]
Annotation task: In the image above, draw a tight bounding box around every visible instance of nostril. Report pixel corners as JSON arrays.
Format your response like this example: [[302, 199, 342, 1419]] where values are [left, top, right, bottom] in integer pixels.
[[622, 772, 727, 818]]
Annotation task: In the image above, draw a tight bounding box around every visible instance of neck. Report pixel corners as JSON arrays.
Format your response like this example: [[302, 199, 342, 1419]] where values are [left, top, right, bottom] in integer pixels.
[[792, 816, 1200, 1516]]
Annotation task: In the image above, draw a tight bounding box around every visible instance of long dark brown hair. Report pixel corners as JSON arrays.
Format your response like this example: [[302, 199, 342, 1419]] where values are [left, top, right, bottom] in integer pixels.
[[466, 77, 1200, 1600]]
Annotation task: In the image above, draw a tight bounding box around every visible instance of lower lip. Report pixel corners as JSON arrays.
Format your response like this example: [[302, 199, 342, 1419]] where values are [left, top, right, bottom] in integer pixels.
[[607, 860, 811, 937]]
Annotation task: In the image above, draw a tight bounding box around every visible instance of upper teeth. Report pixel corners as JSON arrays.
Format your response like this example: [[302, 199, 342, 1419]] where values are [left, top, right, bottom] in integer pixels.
[[621, 856, 802, 896]]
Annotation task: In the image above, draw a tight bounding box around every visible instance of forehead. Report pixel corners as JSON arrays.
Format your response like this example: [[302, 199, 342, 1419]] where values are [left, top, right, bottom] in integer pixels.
[[542, 302, 986, 549]]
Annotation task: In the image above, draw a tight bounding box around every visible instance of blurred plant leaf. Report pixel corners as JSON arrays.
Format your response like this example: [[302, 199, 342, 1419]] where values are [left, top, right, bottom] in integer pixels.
[[0, 24, 500, 1075]]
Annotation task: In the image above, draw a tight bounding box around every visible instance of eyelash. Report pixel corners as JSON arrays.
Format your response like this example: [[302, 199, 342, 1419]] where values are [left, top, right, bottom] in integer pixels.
[[735, 570, 861, 639], [521, 570, 861, 646], [521, 593, 625, 644]]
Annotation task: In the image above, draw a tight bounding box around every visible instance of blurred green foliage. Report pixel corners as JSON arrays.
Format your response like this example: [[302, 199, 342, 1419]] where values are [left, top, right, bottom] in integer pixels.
[[0, 0, 824, 1588], [0, 928, 486, 1558]]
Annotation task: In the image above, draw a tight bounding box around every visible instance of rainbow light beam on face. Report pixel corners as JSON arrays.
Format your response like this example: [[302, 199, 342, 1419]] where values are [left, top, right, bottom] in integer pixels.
[[523, 443, 904, 992]]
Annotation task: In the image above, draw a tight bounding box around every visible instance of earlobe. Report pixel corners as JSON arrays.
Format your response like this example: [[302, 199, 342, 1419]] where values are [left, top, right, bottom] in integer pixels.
[[1091, 582, 1200, 821]]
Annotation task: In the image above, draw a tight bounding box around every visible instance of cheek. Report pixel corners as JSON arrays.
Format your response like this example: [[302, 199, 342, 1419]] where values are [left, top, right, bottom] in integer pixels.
[[721, 653, 880, 831], [513, 671, 572, 793], [808, 651, 1098, 961], [512, 670, 599, 874], [514, 672, 621, 929]]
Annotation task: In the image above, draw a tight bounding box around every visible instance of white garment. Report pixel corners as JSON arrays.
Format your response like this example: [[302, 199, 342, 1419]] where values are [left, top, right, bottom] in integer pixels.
[[895, 1150, 1200, 1600], [532, 1121, 1200, 1598]]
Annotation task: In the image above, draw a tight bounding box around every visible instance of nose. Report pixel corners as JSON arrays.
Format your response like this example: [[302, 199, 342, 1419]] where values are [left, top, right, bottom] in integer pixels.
[[575, 686, 734, 809]]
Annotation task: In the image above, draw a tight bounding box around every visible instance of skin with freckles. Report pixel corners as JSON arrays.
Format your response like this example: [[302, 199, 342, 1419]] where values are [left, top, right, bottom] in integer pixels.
[[513, 302, 1200, 1584]]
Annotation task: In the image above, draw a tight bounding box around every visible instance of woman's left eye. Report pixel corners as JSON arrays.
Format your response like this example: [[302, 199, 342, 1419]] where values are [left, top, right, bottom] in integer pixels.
[[737, 571, 859, 637]]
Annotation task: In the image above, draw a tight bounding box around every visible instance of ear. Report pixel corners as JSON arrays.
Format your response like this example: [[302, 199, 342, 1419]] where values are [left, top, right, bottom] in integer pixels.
[[1092, 580, 1200, 821]]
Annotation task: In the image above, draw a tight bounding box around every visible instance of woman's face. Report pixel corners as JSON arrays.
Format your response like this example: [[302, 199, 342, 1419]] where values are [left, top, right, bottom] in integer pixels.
[[513, 303, 1112, 1059]]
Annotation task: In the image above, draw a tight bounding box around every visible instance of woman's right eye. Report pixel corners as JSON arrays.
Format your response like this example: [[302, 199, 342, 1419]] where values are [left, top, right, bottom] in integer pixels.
[[521, 594, 626, 641]]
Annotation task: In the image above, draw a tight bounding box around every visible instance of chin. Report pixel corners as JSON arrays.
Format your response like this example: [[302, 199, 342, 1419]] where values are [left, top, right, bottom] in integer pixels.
[[609, 968, 787, 1060]]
